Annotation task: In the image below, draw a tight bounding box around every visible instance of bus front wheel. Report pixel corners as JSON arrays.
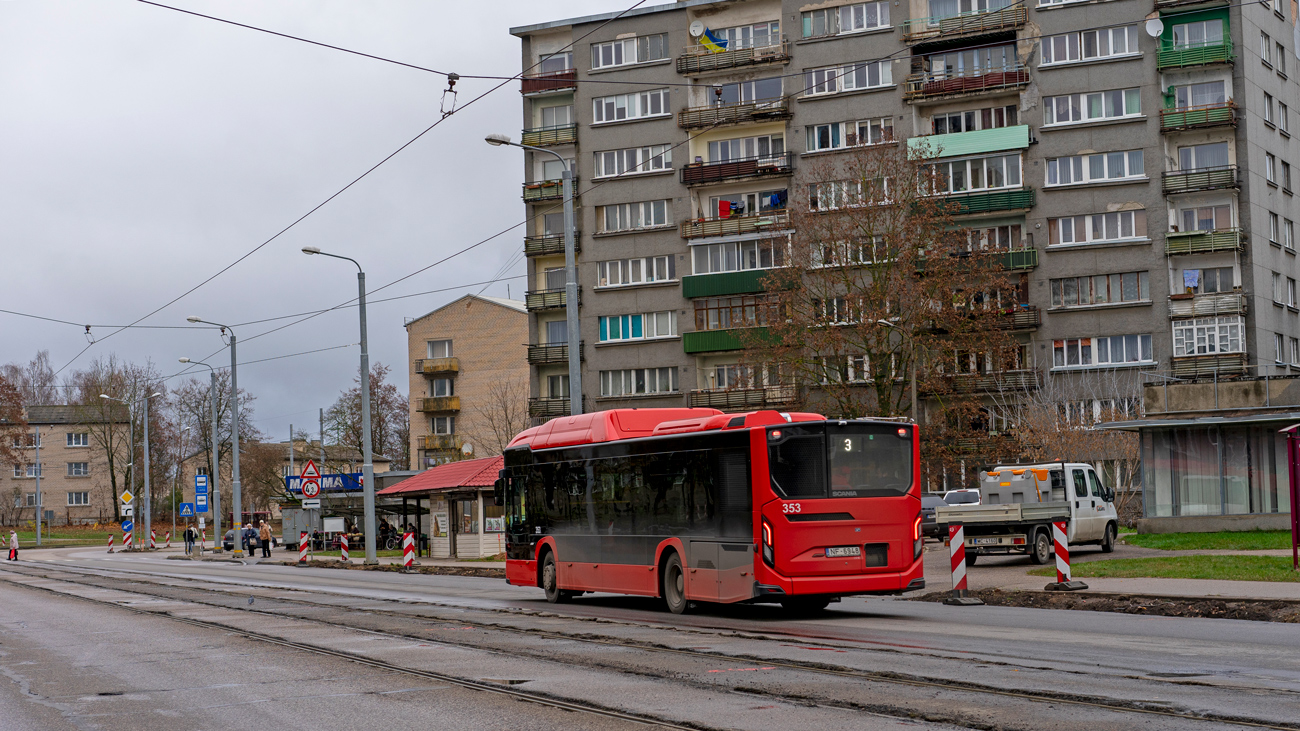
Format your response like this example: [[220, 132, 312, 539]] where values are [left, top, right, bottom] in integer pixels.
[[662, 553, 689, 614], [541, 552, 571, 603]]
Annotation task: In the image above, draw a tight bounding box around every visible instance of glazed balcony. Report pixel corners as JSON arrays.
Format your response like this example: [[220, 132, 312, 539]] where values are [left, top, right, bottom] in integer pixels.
[[524, 233, 581, 257], [1168, 291, 1247, 318], [1159, 101, 1237, 133], [943, 187, 1035, 216], [521, 124, 577, 147], [904, 66, 1029, 102], [681, 152, 793, 185], [1157, 39, 1234, 70], [1171, 352, 1247, 378], [1164, 228, 1243, 255], [900, 6, 1027, 44], [521, 69, 576, 95], [417, 396, 461, 413], [680, 210, 790, 239], [528, 397, 577, 418], [421, 435, 463, 452], [414, 357, 460, 376], [526, 342, 583, 365], [1162, 165, 1238, 195], [687, 385, 798, 410], [676, 39, 789, 74], [678, 98, 791, 129], [525, 287, 572, 311], [523, 178, 577, 202]]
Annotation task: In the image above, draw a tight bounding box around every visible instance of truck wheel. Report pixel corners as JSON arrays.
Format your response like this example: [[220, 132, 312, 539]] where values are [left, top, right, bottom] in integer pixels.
[[965, 552, 978, 566], [1029, 530, 1052, 565], [1101, 523, 1117, 553]]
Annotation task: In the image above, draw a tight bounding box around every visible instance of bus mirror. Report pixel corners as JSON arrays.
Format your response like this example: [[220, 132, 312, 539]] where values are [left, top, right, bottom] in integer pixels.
[[493, 478, 505, 507]]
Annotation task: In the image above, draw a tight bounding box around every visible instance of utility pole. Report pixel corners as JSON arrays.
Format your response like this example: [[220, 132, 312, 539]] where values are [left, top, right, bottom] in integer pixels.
[[289, 423, 295, 485], [319, 408, 325, 471], [143, 395, 152, 548], [33, 426, 42, 546]]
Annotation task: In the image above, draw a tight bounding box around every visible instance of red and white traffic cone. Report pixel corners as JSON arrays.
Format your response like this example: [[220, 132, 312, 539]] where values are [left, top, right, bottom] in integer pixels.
[[299, 532, 309, 564], [150, 530, 157, 550], [164, 531, 171, 549], [340, 534, 349, 562], [402, 532, 415, 570], [943, 523, 983, 606], [1046, 520, 1088, 591], [106, 534, 115, 553]]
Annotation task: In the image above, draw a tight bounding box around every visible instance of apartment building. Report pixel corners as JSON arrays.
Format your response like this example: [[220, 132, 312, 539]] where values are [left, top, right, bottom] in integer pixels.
[[510, 0, 1300, 421], [405, 294, 529, 467], [4, 405, 127, 526]]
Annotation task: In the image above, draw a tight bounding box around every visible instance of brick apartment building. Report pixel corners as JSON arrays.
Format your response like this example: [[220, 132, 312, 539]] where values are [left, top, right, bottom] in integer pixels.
[[4, 405, 127, 526], [404, 294, 530, 468]]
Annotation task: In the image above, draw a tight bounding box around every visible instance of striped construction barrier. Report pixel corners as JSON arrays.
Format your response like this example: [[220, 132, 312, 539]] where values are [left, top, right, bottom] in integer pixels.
[[1045, 520, 1088, 591], [200, 529, 206, 551], [340, 534, 349, 562], [150, 530, 157, 550], [299, 532, 309, 563], [402, 532, 415, 569], [164, 531, 171, 549], [123, 531, 132, 550], [943, 523, 983, 606], [107, 533, 114, 553]]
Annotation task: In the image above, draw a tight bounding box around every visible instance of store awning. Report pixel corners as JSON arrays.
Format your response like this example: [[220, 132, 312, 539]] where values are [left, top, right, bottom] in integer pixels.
[[1096, 412, 1300, 431]]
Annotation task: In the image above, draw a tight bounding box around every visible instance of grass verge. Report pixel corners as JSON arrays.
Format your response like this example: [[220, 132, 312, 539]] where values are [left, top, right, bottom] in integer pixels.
[[913, 589, 1300, 622], [1123, 530, 1292, 551], [1028, 555, 1300, 583]]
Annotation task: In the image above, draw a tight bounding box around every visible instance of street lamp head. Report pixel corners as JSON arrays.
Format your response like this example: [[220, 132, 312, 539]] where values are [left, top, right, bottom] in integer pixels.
[[302, 246, 321, 255], [186, 316, 201, 323], [178, 357, 191, 363], [149, 392, 162, 399], [98, 394, 111, 400], [485, 133, 512, 147]]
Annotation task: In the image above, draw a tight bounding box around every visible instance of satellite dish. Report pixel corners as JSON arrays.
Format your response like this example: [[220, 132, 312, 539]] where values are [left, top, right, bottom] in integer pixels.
[[1144, 18, 1164, 38], [461, 442, 474, 456], [689, 20, 705, 37]]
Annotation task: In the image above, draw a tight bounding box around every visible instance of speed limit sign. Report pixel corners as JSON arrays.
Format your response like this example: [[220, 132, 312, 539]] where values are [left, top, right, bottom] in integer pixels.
[[302, 479, 321, 498]]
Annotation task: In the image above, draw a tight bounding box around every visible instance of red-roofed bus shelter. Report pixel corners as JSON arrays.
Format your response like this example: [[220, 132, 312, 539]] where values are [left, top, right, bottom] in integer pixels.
[[377, 456, 504, 558]]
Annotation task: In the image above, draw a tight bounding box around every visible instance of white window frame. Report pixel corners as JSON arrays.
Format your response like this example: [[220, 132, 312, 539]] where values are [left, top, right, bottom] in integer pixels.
[[1266, 154, 1277, 184], [66, 432, 90, 448], [597, 200, 672, 233], [806, 118, 893, 151], [1050, 271, 1151, 308], [593, 144, 673, 178], [1043, 88, 1141, 126], [599, 367, 680, 397], [1053, 334, 1154, 369], [596, 256, 675, 288], [598, 312, 677, 343], [1172, 316, 1244, 356], [692, 239, 787, 274], [67, 462, 89, 477], [1046, 150, 1144, 187], [1048, 210, 1147, 246], [432, 416, 455, 435], [591, 89, 670, 124], [803, 60, 892, 96], [1040, 26, 1140, 66], [591, 34, 669, 70], [67, 491, 89, 506], [928, 153, 1023, 195]]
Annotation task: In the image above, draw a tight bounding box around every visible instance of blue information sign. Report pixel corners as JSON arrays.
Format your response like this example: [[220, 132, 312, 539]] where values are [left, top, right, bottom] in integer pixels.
[[122, 520, 133, 533], [196, 493, 208, 512], [179, 503, 195, 517]]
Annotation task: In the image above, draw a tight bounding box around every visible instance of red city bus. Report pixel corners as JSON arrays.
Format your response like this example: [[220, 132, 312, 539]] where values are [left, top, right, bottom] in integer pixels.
[[497, 408, 924, 613]]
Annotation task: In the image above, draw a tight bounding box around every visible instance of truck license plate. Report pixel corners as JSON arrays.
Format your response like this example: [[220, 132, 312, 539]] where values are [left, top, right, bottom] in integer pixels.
[[973, 537, 999, 545], [826, 546, 861, 558]]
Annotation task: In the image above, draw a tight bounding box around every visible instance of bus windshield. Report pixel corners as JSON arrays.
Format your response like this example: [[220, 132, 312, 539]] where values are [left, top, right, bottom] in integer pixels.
[[768, 422, 913, 498]]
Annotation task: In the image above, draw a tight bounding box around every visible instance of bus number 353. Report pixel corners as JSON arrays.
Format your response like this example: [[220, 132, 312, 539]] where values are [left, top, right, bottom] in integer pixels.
[[781, 503, 802, 514]]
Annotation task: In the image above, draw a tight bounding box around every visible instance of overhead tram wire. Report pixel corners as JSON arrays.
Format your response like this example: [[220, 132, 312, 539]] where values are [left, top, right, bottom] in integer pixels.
[[52, 0, 654, 378]]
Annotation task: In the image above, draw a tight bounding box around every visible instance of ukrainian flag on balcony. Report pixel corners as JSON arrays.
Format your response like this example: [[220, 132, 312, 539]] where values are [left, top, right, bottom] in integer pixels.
[[700, 28, 728, 53]]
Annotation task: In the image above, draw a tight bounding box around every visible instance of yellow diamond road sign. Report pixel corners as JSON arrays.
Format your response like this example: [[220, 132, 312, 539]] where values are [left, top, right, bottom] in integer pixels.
[[120, 490, 134, 505]]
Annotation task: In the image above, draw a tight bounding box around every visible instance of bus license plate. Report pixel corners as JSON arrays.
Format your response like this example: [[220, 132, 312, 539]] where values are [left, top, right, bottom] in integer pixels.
[[826, 546, 861, 558]]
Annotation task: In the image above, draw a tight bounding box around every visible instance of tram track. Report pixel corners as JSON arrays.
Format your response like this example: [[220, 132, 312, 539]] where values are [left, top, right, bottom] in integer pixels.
[[2, 561, 1297, 731]]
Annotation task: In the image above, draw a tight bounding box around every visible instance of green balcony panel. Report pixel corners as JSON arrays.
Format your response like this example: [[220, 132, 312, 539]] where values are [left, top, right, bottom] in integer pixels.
[[681, 269, 775, 298], [944, 187, 1035, 215], [1157, 39, 1233, 69], [998, 248, 1039, 270], [909, 125, 1029, 159], [683, 327, 775, 354], [1164, 228, 1243, 254]]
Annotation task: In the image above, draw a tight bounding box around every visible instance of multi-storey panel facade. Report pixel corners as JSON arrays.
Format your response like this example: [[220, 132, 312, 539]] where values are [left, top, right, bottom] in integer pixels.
[[511, 0, 1300, 420]]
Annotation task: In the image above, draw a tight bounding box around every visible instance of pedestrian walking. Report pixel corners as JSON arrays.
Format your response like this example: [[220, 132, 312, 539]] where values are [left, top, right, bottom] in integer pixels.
[[184, 523, 196, 555], [8, 530, 18, 561], [258, 521, 272, 558]]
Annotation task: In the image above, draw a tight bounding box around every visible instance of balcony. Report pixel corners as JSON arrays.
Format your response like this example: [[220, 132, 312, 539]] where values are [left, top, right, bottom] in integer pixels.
[[995, 306, 1041, 329], [678, 99, 791, 129], [944, 187, 1035, 216], [521, 124, 577, 147], [680, 210, 790, 239], [681, 269, 773, 298], [904, 66, 1030, 102], [526, 342, 582, 364], [900, 6, 1027, 44], [418, 396, 461, 413], [415, 357, 460, 376], [677, 39, 789, 74], [524, 233, 580, 257], [528, 397, 576, 419], [681, 152, 793, 185], [521, 69, 576, 95], [522, 178, 577, 202], [525, 288, 571, 311], [1162, 165, 1238, 195], [998, 248, 1038, 270], [943, 369, 1040, 393], [1171, 352, 1247, 378], [687, 385, 798, 410], [1168, 291, 1247, 318], [1160, 101, 1237, 133], [1157, 39, 1234, 70], [1164, 228, 1243, 255], [1155, 0, 1229, 7], [421, 434, 463, 452]]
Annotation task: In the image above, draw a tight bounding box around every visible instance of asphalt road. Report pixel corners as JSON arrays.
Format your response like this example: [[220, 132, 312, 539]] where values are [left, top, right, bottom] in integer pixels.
[[1, 546, 1297, 730]]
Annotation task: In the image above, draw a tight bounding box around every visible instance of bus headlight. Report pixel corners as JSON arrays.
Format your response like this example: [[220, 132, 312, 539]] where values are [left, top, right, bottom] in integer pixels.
[[761, 518, 775, 567]]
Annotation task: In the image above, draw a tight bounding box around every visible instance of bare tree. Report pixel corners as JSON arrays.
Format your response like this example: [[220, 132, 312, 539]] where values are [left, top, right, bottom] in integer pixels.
[[465, 375, 531, 457], [324, 363, 410, 470], [1, 350, 62, 406], [239, 442, 287, 513], [171, 371, 261, 508]]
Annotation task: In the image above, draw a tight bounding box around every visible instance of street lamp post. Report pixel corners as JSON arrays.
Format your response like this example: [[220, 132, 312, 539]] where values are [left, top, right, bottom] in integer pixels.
[[178, 358, 222, 551], [876, 320, 918, 422], [186, 317, 244, 558], [101, 392, 161, 550], [33, 425, 43, 546], [175, 425, 190, 552], [300, 247, 378, 564], [485, 133, 581, 415]]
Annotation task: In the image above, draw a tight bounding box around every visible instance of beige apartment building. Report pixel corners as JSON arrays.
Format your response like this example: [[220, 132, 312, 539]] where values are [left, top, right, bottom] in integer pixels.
[[404, 294, 530, 468], [4, 405, 127, 526]]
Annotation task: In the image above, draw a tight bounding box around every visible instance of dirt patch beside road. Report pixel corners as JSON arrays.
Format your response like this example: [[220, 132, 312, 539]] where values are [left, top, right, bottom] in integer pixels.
[[912, 588, 1300, 622], [272, 559, 505, 579]]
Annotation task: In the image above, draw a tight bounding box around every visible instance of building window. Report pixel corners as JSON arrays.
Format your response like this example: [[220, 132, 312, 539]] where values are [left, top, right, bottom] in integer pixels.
[[13, 464, 40, 478], [1285, 162, 1293, 192], [708, 134, 784, 162], [1290, 278, 1297, 307], [1050, 271, 1150, 308], [24, 493, 37, 506], [1041, 26, 1139, 65], [11, 433, 40, 448], [1286, 219, 1295, 249], [1172, 316, 1243, 356], [1275, 272, 1284, 303], [1048, 210, 1147, 245], [1043, 88, 1140, 126], [544, 375, 570, 399], [1278, 45, 1287, 75], [538, 104, 572, 129], [1173, 81, 1226, 109], [1261, 31, 1273, 65], [693, 295, 778, 331], [538, 52, 573, 74], [806, 118, 893, 151], [1178, 142, 1229, 173], [427, 339, 452, 358], [1277, 333, 1286, 362], [593, 144, 672, 178], [598, 312, 676, 342], [1281, 104, 1290, 133], [67, 462, 89, 477], [1179, 204, 1232, 232], [599, 367, 679, 397], [591, 89, 669, 124], [430, 378, 453, 398], [1267, 154, 1278, 184], [1265, 93, 1275, 124], [1271, 212, 1281, 243], [591, 33, 668, 70], [432, 416, 455, 435], [712, 21, 782, 49], [714, 77, 783, 106], [931, 104, 1016, 135], [804, 60, 892, 95], [709, 363, 787, 389], [1053, 335, 1153, 368], [707, 189, 787, 219], [928, 153, 1023, 194], [1046, 150, 1143, 186], [1171, 19, 1224, 50], [67, 491, 89, 506], [66, 432, 89, 447], [596, 256, 674, 287], [812, 237, 884, 267], [801, 2, 890, 38], [692, 240, 785, 274], [1181, 266, 1234, 294], [597, 200, 671, 232], [1291, 337, 1299, 364]]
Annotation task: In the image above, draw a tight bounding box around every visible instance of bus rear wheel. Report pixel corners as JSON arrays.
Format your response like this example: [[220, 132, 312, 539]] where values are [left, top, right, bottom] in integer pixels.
[[541, 552, 571, 603], [662, 553, 689, 614]]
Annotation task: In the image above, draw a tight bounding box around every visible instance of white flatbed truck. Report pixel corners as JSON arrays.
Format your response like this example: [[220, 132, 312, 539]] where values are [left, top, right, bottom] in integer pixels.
[[934, 462, 1119, 564]]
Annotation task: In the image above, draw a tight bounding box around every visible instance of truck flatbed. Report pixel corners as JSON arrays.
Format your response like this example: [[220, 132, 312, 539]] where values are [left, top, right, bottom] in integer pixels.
[[934, 502, 1070, 526]]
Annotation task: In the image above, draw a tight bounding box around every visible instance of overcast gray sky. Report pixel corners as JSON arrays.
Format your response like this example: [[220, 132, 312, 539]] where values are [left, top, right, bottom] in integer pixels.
[[0, 0, 619, 440]]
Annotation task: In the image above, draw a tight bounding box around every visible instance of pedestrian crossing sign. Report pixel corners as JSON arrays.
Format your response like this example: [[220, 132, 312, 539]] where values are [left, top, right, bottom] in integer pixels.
[[179, 503, 195, 517]]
